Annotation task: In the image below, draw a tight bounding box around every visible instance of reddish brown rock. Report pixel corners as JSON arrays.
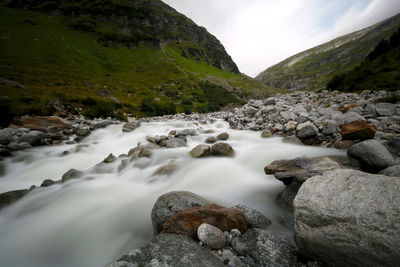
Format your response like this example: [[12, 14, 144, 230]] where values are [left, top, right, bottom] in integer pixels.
[[341, 120, 376, 141], [162, 204, 247, 239], [19, 115, 71, 133]]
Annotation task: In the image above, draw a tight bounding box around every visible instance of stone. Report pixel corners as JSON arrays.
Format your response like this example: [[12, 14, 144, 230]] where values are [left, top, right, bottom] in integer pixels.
[[321, 120, 338, 135], [341, 120, 376, 141], [281, 111, 298, 121], [285, 121, 298, 131], [334, 140, 355, 149], [0, 189, 30, 210], [217, 132, 229, 141], [190, 144, 210, 158], [197, 223, 226, 249], [153, 163, 176, 176], [348, 140, 394, 171], [106, 234, 224, 267], [379, 165, 400, 177], [90, 120, 114, 130], [233, 204, 272, 230], [205, 136, 217, 144], [210, 143, 234, 156], [231, 229, 297, 266], [19, 133, 42, 146], [103, 153, 117, 163], [41, 179, 55, 187], [162, 204, 247, 239], [282, 136, 303, 145], [375, 102, 396, 116], [342, 112, 365, 124], [261, 130, 273, 138], [61, 169, 84, 183], [76, 127, 90, 137], [151, 191, 210, 235], [383, 137, 400, 157], [19, 115, 71, 132], [296, 121, 318, 139], [245, 106, 258, 116], [161, 137, 186, 148], [122, 121, 140, 132], [248, 99, 263, 108], [264, 97, 276, 105], [176, 129, 197, 137], [294, 169, 400, 267]]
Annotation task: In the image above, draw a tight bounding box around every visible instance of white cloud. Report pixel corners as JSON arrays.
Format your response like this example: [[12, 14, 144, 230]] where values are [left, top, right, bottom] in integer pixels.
[[162, 0, 400, 77]]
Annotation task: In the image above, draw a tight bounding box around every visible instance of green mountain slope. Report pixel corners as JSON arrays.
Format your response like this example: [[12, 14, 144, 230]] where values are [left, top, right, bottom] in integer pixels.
[[326, 27, 400, 92], [256, 13, 400, 91], [0, 1, 273, 124]]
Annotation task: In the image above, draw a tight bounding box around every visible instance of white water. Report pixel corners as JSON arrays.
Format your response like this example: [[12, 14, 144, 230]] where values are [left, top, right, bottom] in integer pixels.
[[0, 120, 345, 267]]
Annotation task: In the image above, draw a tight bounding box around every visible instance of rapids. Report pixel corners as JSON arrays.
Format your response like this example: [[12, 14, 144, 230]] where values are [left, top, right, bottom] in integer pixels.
[[0, 120, 345, 267]]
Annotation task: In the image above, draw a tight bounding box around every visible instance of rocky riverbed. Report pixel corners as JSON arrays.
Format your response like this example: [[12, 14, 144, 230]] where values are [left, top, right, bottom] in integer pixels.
[[0, 89, 399, 267]]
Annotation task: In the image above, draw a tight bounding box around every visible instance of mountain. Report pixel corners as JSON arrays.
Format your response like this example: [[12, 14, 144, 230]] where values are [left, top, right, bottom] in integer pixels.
[[256, 13, 400, 91], [0, 0, 273, 125]]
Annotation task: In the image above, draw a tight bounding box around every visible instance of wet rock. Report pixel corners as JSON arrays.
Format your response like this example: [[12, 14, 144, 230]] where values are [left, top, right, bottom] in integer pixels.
[[19, 115, 71, 133], [282, 136, 303, 145], [296, 121, 318, 139], [139, 148, 152, 158], [162, 204, 247, 239], [379, 165, 400, 177], [176, 129, 197, 137], [151, 191, 210, 235], [348, 140, 394, 171], [210, 143, 234, 156], [231, 228, 297, 266], [19, 131, 45, 146], [261, 130, 273, 138], [0, 189, 29, 210], [233, 204, 272, 230], [161, 137, 186, 148], [190, 144, 210, 158], [341, 120, 376, 141], [294, 169, 400, 267], [61, 169, 84, 183], [217, 132, 229, 141], [205, 136, 217, 144], [122, 121, 140, 132], [41, 179, 55, 187], [103, 153, 117, 163], [197, 223, 226, 249], [106, 234, 224, 267], [153, 163, 175, 176], [76, 127, 90, 137], [90, 120, 114, 130]]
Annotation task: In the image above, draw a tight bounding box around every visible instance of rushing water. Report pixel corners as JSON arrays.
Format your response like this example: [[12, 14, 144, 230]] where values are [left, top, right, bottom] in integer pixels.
[[0, 120, 345, 267]]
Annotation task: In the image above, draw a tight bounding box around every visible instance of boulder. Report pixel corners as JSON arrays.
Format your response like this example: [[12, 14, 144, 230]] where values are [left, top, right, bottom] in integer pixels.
[[151, 191, 210, 235], [285, 121, 298, 131], [0, 189, 30, 210], [190, 144, 210, 158], [197, 223, 226, 249], [217, 132, 229, 141], [122, 121, 140, 132], [40, 179, 56, 187], [61, 169, 84, 183], [152, 163, 176, 176], [264, 97, 276, 105], [375, 102, 395, 116], [210, 143, 234, 156], [342, 112, 365, 124], [233, 204, 272, 230], [261, 130, 273, 138], [75, 128, 90, 137], [281, 111, 298, 121], [245, 106, 258, 116], [205, 136, 217, 144], [103, 153, 117, 163], [19, 133, 42, 146], [106, 234, 224, 267], [379, 165, 400, 177], [294, 169, 400, 267], [348, 140, 394, 171], [282, 136, 303, 145], [160, 137, 186, 148], [19, 115, 71, 132], [162, 204, 247, 239], [383, 137, 400, 157], [341, 120, 376, 141], [90, 120, 114, 130], [248, 99, 263, 108], [296, 121, 318, 139], [321, 120, 338, 135], [231, 229, 297, 267]]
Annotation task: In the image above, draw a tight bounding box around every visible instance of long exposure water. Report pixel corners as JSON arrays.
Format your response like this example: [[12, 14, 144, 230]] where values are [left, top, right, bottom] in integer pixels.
[[0, 120, 345, 267]]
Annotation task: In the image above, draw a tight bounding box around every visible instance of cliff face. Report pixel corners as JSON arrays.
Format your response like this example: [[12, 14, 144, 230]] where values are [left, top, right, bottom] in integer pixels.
[[256, 13, 400, 91], [6, 0, 239, 73]]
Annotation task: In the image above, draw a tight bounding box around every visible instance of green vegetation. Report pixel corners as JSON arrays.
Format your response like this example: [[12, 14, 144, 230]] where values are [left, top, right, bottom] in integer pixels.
[[0, 4, 274, 125], [326, 28, 400, 92]]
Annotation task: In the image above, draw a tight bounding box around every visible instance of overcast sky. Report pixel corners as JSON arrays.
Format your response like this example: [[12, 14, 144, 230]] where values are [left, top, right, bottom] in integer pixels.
[[161, 0, 400, 77]]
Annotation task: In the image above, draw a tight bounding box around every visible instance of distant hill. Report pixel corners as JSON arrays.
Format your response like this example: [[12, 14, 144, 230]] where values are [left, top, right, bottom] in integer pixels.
[[326, 27, 400, 92], [0, 0, 273, 124], [256, 13, 400, 91]]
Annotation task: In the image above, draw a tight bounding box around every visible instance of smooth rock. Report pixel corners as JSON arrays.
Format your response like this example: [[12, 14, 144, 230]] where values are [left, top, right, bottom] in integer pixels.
[[151, 191, 210, 235], [162, 204, 247, 239], [296, 121, 318, 139], [342, 112, 365, 124], [190, 144, 210, 158], [383, 137, 400, 157], [233, 204, 272, 230], [261, 130, 273, 138], [103, 153, 117, 163], [122, 121, 140, 132], [321, 120, 338, 135], [0, 189, 30, 210], [210, 143, 234, 156], [282, 136, 303, 145], [76, 128, 90, 137], [41, 179, 55, 187], [217, 132, 229, 141], [205, 136, 217, 144], [197, 223, 226, 249], [375, 102, 395, 116], [153, 163, 176, 176], [264, 97, 276, 105], [61, 169, 83, 183], [334, 140, 355, 149], [348, 140, 394, 170], [379, 165, 400, 177], [341, 120, 376, 141], [294, 169, 400, 267]]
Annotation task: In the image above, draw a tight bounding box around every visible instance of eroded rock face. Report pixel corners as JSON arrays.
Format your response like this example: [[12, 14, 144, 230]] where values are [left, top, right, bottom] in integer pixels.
[[162, 204, 247, 239], [231, 228, 297, 267], [341, 120, 376, 141], [106, 234, 225, 267], [151, 191, 209, 235], [294, 169, 400, 267]]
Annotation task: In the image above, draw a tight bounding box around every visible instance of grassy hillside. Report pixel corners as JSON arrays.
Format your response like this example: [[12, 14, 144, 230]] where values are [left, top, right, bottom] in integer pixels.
[[326, 27, 400, 92], [256, 13, 400, 91], [0, 5, 273, 125]]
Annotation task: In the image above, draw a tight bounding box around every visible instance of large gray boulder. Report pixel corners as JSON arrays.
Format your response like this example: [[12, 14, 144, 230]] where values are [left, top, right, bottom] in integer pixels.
[[151, 191, 209, 235], [294, 169, 400, 267], [375, 102, 395, 116], [231, 228, 297, 267], [296, 121, 318, 139], [106, 234, 224, 267], [348, 140, 394, 170]]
